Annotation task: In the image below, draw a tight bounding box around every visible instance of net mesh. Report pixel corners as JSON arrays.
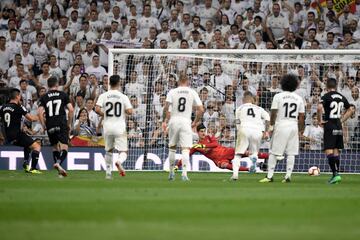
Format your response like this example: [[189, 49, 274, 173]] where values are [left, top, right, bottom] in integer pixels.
[[110, 49, 360, 173]]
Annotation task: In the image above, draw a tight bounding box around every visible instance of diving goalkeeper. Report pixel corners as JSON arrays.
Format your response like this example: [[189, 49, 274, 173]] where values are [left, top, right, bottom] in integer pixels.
[[176, 124, 268, 171]]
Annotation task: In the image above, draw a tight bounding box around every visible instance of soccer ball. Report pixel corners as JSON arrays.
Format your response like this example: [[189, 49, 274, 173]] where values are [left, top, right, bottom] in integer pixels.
[[308, 166, 320, 176]]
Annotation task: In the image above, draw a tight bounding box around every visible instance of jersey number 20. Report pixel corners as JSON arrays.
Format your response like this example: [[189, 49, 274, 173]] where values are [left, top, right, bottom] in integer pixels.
[[105, 102, 122, 117], [329, 101, 344, 118]]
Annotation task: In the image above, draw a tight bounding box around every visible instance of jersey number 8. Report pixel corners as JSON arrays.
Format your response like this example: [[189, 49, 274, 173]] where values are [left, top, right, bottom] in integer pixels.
[[178, 97, 186, 112]]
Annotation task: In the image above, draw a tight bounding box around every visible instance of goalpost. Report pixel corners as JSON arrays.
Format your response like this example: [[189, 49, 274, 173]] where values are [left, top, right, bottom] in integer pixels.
[[108, 48, 360, 173]]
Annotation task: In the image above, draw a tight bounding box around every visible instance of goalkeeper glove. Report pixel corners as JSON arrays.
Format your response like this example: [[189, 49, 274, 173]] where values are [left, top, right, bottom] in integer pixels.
[[192, 144, 206, 149]]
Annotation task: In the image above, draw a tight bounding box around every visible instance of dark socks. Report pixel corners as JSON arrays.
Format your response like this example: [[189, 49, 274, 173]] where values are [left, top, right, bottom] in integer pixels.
[[334, 155, 340, 173], [53, 151, 60, 164], [58, 150, 68, 165], [23, 147, 30, 165], [327, 154, 337, 177], [31, 150, 40, 170]]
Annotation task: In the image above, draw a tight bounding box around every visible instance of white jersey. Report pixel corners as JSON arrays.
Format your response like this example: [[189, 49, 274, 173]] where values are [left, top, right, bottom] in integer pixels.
[[271, 91, 305, 126], [236, 103, 270, 131], [166, 86, 202, 122], [96, 90, 133, 135]]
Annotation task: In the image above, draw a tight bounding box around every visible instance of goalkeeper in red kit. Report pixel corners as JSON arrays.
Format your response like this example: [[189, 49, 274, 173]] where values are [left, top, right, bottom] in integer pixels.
[[175, 124, 268, 171]]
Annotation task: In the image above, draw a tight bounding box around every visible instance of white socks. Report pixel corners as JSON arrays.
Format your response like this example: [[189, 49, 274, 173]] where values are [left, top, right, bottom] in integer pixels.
[[285, 155, 295, 179], [232, 155, 241, 179], [169, 149, 176, 174], [117, 152, 127, 164], [181, 149, 190, 177], [267, 154, 277, 179], [105, 152, 113, 174]]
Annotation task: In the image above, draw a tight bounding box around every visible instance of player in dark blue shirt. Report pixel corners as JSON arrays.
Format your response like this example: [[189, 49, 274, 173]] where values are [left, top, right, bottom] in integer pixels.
[[38, 77, 74, 177], [0, 88, 42, 173], [317, 78, 354, 184]]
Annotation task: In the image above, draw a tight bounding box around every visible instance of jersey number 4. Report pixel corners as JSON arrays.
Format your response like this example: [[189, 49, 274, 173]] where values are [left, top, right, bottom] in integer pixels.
[[105, 102, 122, 117], [247, 108, 255, 117], [46, 99, 62, 117]]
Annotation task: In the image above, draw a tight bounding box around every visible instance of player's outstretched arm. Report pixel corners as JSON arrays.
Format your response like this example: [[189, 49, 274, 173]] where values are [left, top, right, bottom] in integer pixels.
[[95, 105, 104, 117], [298, 112, 305, 133], [162, 102, 170, 132], [317, 103, 325, 125], [192, 105, 204, 128], [25, 113, 39, 122], [125, 108, 133, 115], [37, 106, 46, 129], [269, 109, 277, 127], [67, 103, 74, 130], [341, 106, 355, 124]]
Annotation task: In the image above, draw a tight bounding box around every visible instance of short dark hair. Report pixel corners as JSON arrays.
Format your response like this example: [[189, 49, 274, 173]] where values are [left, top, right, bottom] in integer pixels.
[[326, 78, 337, 89], [280, 74, 298, 92], [197, 123, 206, 132], [109, 75, 120, 87], [48, 76, 59, 88], [9, 88, 20, 100], [19, 79, 27, 85]]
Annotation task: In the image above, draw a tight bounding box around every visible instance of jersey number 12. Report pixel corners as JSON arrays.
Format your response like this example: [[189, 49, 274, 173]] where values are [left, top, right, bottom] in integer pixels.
[[284, 103, 297, 118]]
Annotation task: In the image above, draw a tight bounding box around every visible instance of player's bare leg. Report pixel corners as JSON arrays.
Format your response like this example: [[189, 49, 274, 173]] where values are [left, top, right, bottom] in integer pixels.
[[181, 148, 190, 181], [168, 147, 176, 180], [53, 143, 68, 178], [115, 151, 126, 177]]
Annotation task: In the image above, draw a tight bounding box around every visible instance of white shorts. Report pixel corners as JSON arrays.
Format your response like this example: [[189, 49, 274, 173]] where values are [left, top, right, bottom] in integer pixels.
[[168, 120, 193, 148], [104, 133, 128, 152], [235, 127, 263, 155], [270, 124, 299, 156]]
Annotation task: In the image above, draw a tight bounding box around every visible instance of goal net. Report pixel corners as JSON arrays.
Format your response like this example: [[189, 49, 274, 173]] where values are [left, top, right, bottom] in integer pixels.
[[108, 49, 360, 173]]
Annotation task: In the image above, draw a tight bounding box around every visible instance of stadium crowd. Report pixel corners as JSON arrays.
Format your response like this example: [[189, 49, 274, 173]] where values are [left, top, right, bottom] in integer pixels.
[[1, 0, 360, 149]]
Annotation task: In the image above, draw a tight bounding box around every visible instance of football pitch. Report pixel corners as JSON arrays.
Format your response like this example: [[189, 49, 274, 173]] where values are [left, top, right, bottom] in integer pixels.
[[0, 171, 359, 240]]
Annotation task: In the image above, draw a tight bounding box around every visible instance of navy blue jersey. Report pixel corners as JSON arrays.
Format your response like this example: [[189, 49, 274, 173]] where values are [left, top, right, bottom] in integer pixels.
[[39, 90, 70, 128], [0, 103, 28, 139]]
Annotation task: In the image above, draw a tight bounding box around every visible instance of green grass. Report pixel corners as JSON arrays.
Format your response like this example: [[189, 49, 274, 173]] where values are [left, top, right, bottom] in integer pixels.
[[0, 171, 359, 240]]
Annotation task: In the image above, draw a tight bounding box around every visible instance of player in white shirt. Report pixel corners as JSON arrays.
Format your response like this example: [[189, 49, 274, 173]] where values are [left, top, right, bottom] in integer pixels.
[[95, 75, 133, 180], [260, 74, 305, 183], [162, 74, 204, 181], [232, 91, 270, 180]]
